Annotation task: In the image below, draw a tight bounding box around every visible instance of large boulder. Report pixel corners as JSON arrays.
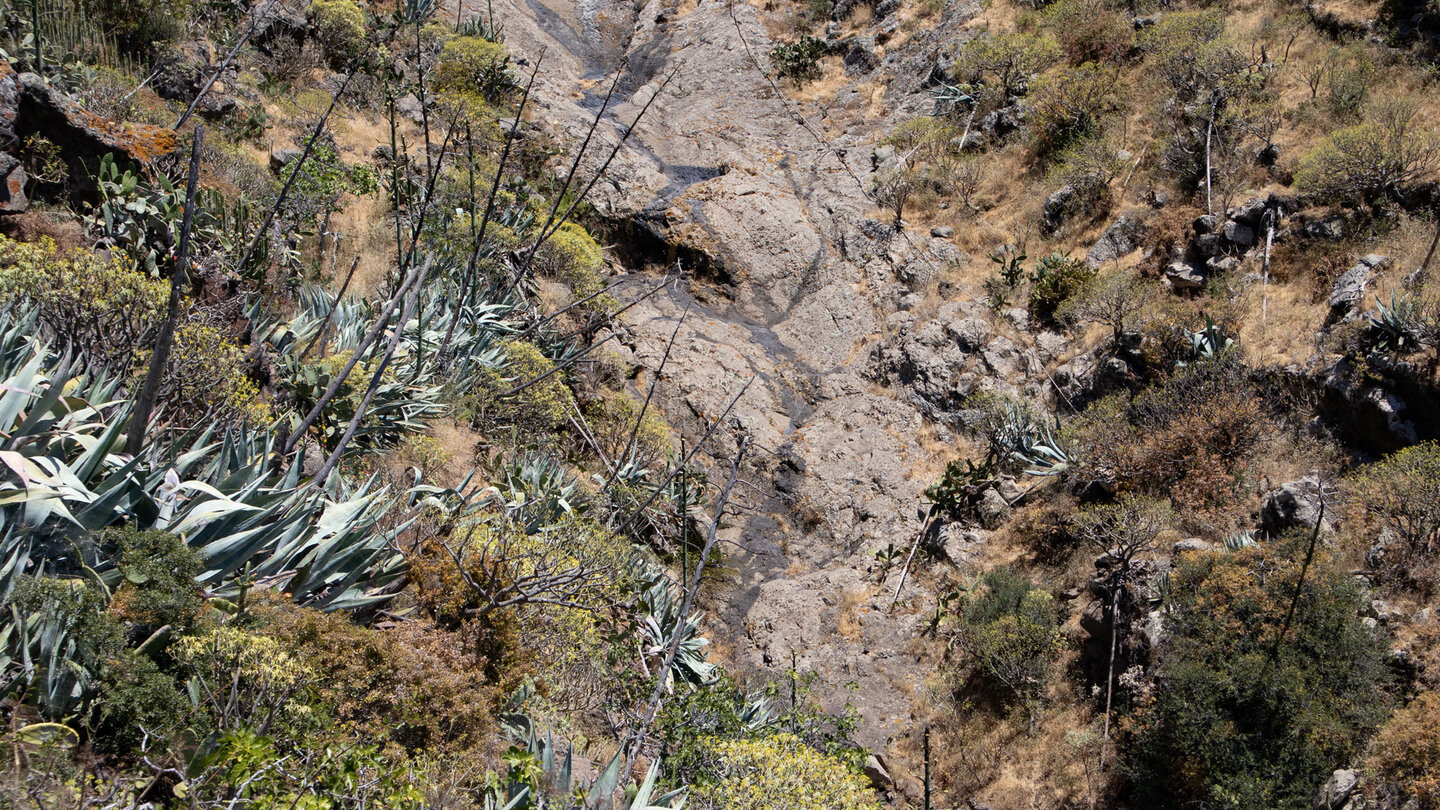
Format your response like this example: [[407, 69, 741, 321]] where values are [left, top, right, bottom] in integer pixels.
[[1327, 254, 1388, 320], [152, 39, 237, 117], [0, 152, 27, 213], [1260, 476, 1329, 535], [1313, 769, 1357, 810], [12, 73, 178, 205], [1086, 214, 1147, 268], [1166, 261, 1206, 290]]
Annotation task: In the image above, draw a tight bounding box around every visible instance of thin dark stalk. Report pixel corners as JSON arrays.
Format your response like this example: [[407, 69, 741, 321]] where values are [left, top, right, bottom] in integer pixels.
[[440, 55, 543, 360], [126, 126, 203, 456], [511, 71, 674, 297], [1271, 500, 1326, 662], [613, 292, 689, 472], [301, 256, 361, 361], [623, 435, 751, 779], [530, 67, 622, 253], [310, 258, 431, 487], [234, 65, 363, 275], [612, 377, 754, 535], [282, 260, 427, 456]]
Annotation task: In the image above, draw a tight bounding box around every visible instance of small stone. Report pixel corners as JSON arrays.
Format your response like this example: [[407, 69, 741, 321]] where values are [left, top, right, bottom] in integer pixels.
[[930, 225, 955, 238], [1173, 538, 1213, 555], [269, 147, 302, 173]]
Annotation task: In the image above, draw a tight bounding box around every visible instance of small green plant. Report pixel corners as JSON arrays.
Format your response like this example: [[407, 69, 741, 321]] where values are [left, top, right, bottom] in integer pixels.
[[769, 36, 829, 86], [1028, 251, 1094, 324], [926, 458, 999, 519], [952, 568, 1062, 726], [988, 243, 1027, 286]]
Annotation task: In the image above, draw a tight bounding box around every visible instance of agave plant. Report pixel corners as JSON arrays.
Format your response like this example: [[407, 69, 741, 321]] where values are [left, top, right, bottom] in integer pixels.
[[1367, 291, 1428, 353], [0, 309, 408, 610], [635, 564, 718, 690], [1182, 316, 1235, 362], [493, 702, 688, 810]]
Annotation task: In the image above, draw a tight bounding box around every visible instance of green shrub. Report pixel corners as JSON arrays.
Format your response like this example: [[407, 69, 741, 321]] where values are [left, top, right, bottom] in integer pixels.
[[108, 527, 202, 634], [308, 0, 367, 64], [691, 733, 881, 810], [0, 235, 167, 372], [1028, 251, 1094, 324], [1043, 0, 1132, 65], [434, 35, 516, 108], [1121, 541, 1392, 809], [952, 32, 1061, 97], [1368, 691, 1440, 809], [1349, 441, 1440, 560], [1027, 62, 1124, 156], [1295, 100, 1440, 205], [954, 568, 1062, 716], [769, 36, 829, 86]]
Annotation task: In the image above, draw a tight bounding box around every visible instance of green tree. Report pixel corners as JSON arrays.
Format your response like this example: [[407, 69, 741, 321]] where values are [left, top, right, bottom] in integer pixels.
[[952, 32, 1061, 97], [955, 568, 1062, 725], [1296, 100, 1440, 205], [1121, 541, 1392, 809]]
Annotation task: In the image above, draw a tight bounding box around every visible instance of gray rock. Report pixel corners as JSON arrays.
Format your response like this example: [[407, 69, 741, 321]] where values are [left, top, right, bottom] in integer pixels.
[[897, 293, 923, 311], [941, 525, 986, 564], [251, 2, 308, 54], [1207, 255, 1241, 274], [1222, 220, 1256, 247], [872, 144, 898, 172], [1328, 254, 1387, 316], [977, 488, 1011, 529], [1194, 232, 1224, 258], [1173, 538, 1213, 555], [1304, 216, 1347, 240], [930, 225, 955, 238], [843, 37, 879, 75], [1314, 769, 1357, 810], [1086, 215, 1147, 268], [12, 73, 177, 205], [1260, 476, 1328, 535], [1228, 197, 1269, 225], [1193, 214, 1219, 234], [0, 152, 27, 213], [269, 147, 302, 174], [863, 754, 892, 791], [1166, 261, 1206, 290], [1042, 185, 1077, 234]]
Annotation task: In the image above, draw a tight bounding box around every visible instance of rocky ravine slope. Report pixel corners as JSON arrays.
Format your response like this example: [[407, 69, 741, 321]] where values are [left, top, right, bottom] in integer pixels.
[[485, 0, 1052, 760]]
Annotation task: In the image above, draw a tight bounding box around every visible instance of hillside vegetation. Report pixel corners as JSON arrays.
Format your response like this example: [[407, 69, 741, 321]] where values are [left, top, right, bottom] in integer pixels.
[[0, 0, 1438, 806]]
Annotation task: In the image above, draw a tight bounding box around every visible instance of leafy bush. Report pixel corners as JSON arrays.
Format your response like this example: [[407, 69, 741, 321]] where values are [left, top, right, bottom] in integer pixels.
[[1121, 541, 1392, 809], [1043, 0, 1132, 65], [1368, 691, 1440, 809], [1075, 353, 1265, 511], [1027, 62, 1123, 156], [691, 733, 880, 810], [953, 568, 1062, 717], [769, 36, 829, 86], [1028, 251, 1094, 324], [534, 221, 611, 304], [433, 35, 516, 108], [156, 321, 269, 427], [308, 0, 367, 64], [252, 599, 497, 754], [107, 527, 202, 635], [952, 32, 1061, 98], [0, 235, 166, 371], [1295, 100, 1440, 205], [1349, 441, 1440, 563]]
